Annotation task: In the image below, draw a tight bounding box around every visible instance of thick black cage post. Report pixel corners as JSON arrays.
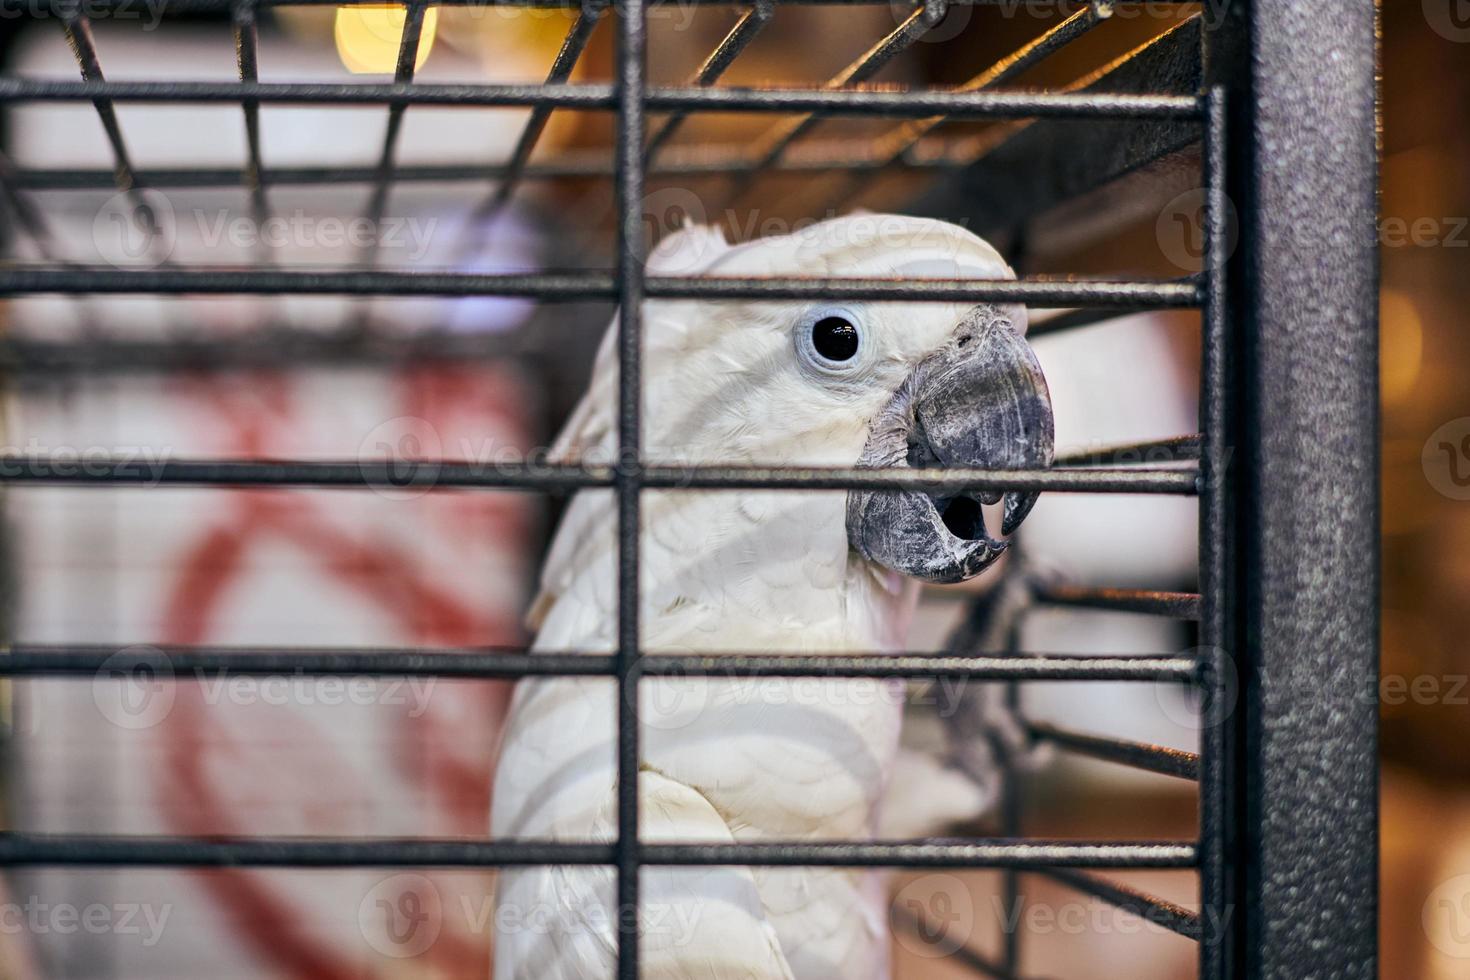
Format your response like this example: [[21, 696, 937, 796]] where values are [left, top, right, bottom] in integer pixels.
[[0, 0, 1378, 977]]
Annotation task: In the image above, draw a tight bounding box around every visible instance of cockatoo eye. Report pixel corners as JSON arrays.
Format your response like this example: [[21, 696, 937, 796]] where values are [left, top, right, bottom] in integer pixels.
[[812, 317, 859, 360], [796, 306, 867, 377]]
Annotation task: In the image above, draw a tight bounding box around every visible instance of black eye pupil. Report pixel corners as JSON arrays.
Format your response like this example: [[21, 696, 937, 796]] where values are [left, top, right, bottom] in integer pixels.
[[812, 317, 859, 362]]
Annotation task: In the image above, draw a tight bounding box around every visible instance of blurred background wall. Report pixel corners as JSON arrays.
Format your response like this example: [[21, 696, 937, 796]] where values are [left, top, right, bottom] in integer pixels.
[[1379, 1, 1470, 976]]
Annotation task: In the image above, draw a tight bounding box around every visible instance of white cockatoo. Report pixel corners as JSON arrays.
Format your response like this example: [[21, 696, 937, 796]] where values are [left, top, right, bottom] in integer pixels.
[[490, 214, 1054, 979]]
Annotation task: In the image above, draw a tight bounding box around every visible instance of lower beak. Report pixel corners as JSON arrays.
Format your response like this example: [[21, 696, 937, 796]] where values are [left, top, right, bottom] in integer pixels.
[[846, 305, 1054, 584]]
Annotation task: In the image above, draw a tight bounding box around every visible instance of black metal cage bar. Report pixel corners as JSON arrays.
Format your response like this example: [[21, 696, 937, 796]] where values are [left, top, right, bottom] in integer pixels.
[[1196, 79, 1236, 980], [1206, 0, 1380, 975], [0, 0, 1380, 977], [614, 0, 648, 973]]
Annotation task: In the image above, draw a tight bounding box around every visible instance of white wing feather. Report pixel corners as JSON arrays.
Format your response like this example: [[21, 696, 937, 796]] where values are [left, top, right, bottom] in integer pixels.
[[527, 222, 733, 634], [494, 769, 795, 980]]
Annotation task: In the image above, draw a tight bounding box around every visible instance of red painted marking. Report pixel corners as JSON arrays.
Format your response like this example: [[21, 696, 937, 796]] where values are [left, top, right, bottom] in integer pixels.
[[153, 366, 535, 978]]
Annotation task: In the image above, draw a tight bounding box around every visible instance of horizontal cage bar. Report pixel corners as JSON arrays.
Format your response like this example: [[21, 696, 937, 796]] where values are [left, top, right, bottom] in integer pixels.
[[0, 300, 1189, 373], [1028, 721, 1201, 780], [0, 268, 1203, 307], [0, 457, 1202, 493], [655, 277, 1201, 305], [0, 300, 1193, 377], [0, 835, 1198, 869], [0, 330, 524, 374], [646, 841, 1198, 869], [0, 80, 1204, 119], [4, 646, 1205, 682], [2, 148, 959, 190], [1033, 585, 1202, 619]]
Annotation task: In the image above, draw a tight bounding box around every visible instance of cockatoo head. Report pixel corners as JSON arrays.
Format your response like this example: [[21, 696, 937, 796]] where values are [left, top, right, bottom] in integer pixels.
[[643, 213, 1054, 585]]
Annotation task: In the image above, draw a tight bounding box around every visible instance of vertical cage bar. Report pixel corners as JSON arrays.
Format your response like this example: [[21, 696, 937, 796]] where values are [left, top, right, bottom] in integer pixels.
[[232, 0, 269, 252], [718, 1, 941, 207], [466, 0, 603, 223], [614, 0, 647, 976], [0, 151, 63, 262], [57, 8, 139, 190], [822, 2, 1105, 214], [1224, 0, 1380, 975], [1197, 82, 1235, 980], [57, 5, 171, 266], [359, 0, 427, 265], [999, 617, 1024, 974], [644, 0, 773, 162]]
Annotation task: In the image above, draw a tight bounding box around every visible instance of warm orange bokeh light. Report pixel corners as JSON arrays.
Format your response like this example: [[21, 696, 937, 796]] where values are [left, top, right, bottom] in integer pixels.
[[1381, 288, 1424, 406], [334, 4, 438, 75]]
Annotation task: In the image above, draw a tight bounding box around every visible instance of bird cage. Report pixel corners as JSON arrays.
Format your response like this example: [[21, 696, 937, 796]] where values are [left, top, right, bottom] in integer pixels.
[[0, 0, 1378, 977]]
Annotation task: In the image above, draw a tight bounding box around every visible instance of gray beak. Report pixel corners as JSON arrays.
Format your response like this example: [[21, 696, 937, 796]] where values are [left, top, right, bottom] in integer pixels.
[[846, 304, 1054, 584]]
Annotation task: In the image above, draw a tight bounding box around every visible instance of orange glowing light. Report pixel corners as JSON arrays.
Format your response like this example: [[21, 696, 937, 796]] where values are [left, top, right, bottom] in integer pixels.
[[1380, 289, 1424, 406], [334, 4, 438, 75]]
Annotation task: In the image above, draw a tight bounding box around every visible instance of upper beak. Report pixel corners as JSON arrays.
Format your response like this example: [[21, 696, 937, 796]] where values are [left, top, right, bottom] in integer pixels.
[[846, 305, 1054, 584]]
